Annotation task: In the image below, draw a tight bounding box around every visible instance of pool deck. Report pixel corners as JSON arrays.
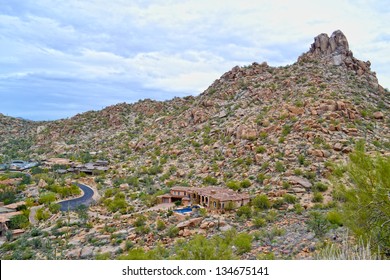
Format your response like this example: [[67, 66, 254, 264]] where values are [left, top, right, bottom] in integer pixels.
[[148, 203, 175, 211]]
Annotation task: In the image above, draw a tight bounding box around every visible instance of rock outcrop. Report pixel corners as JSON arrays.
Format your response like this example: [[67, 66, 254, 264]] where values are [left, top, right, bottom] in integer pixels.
[[298, 30, 382, 90]]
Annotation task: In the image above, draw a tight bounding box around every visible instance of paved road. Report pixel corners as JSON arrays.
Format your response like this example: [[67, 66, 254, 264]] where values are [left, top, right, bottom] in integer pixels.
[[58, 183, 94, 211]]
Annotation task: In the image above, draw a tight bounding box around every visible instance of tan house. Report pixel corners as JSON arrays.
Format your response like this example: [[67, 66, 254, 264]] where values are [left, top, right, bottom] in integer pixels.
[[158, 186, 250, 210]]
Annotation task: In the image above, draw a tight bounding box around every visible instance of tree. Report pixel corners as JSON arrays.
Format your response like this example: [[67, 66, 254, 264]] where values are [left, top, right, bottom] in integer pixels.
[[337, 142, 390, 256]]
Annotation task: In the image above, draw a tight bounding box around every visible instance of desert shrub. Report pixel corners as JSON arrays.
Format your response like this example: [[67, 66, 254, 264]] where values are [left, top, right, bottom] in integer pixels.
[[265, 209, 278, 222], [294, 203, 304, 215], [297, 154, 306, 165], [272, 198, 285, 209], [9, 214, 29, 229], [256, 173, 266, 184], [313, 182, 328, 192], [35, 208, 50, 221], [236, 205, 252, 218], [306, 211, 330, 237], [38, 192, 56, 205], [316, 233, 380, 260], [253, 217, 266, 228], [172, 234, 233, 260], [256, 146, 266, 153], [312, 192, 324, 203], [233, 233, 252, 254], [226, 180, 241, 191], [252, 194, 271, 210], [240, 179, 251, 188], [283, 194, 297, 204], [167, 226, 179, 238], [156, 220, 166, 231], [327, 211, 343, 226], [257, 252, 275, 260], [275, 161, 285, 172], [203, 176, 218, 185], [133, 215, 147, 227]]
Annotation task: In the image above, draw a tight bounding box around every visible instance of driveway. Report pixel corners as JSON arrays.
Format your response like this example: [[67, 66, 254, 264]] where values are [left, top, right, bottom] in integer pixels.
[[58, 183, 95, 211]]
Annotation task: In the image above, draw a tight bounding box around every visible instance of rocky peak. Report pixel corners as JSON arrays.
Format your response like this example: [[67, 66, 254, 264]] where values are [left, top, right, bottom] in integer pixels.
[[298, 30, 383, 91], [310, 30, 350, 57]]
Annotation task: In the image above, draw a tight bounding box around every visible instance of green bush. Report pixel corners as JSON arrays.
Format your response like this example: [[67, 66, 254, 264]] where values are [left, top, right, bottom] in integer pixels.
[[297, 154, 306, 165], [133, 215, 147, 227], [282, 125, 292, 136], [167, 226, 179, 238], [312, 192, 324, 203], [252, 194, 271, 210], [156, 220, 166, 231], [313, 182, 328, 192], [272, 198, 285, 209], [203, 176, 218, 185], [257, 252, 275, 260], [306, 211, 330, 237], [9, 214, 29, 229], [226, 181, 241, 191], [294, 203, 304, 215], [256, 173, 266, 184], [240, 179, 251, 188], [256, 146, 266, 153], [35, 207, 50, 221], [172, 234, 233, 260], [237, 205, 252, 218], [275, 161, 285, 172], [327, 211, 343, 226], [38, 192, 56, 205], [252, 217, 266, 228], [233, 233, 252, 255], [283, 194, 297, 204]]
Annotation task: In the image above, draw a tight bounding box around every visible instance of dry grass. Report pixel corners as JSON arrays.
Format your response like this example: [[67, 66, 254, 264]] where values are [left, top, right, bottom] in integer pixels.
[[316, 233, 380, 260]]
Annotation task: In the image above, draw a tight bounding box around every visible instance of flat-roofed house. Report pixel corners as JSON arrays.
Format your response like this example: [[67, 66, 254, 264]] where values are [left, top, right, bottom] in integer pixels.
[[158, 186, 250, 210], [158, 187, 190, 204]]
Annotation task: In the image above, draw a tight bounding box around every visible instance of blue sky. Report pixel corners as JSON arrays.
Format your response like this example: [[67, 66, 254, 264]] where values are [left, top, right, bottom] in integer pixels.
[[0, 0, 389, 120]]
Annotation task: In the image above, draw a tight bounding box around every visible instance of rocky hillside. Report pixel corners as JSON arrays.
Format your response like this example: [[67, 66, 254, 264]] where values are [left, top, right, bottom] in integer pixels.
[[1, 30, 389, 260], [1, 30, 389, 198]]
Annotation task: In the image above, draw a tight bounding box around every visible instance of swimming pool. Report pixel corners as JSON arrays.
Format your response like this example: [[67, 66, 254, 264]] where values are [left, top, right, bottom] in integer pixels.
[[173, 207, 192, 214]]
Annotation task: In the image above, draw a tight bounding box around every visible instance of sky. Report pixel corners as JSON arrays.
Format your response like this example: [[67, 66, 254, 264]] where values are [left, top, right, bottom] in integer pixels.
[[0, 0, 389, 121]]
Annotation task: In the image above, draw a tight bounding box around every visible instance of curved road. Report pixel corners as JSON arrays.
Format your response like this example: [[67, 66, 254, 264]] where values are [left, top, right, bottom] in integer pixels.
[[58, 183, 95, 211]]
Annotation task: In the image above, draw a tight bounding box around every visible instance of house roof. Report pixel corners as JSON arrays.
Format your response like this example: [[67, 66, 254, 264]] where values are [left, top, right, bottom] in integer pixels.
[[3, 201, 26, 210], [170, 186, 250, 202], [170, 186, 190, 191]]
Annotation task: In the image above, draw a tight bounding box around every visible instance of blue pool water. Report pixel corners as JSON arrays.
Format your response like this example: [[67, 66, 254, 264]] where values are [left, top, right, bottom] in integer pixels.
[[174, 207, 192, 214]]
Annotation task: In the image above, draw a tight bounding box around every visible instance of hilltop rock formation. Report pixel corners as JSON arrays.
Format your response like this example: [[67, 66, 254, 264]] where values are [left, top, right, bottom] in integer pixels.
[[298, 30, 382, 91]]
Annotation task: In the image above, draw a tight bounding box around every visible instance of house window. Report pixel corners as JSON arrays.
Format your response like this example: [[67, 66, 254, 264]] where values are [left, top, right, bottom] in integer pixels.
[[221, 203, 224, 209], [213, 201, 216, 208]]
